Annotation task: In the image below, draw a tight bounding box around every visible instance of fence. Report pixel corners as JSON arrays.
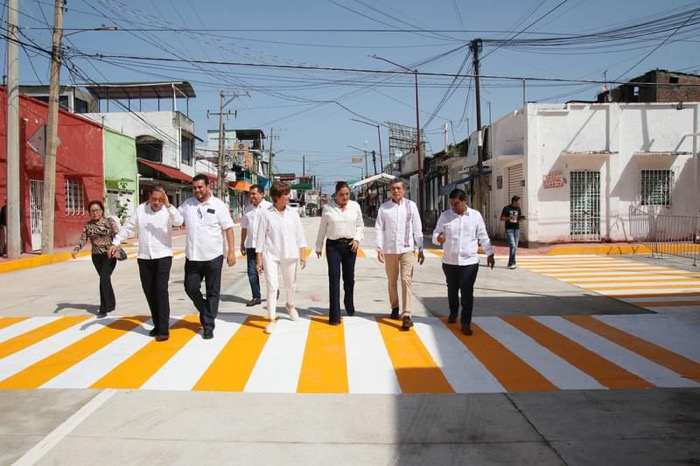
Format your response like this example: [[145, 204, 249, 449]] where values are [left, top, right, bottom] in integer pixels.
[[628, 205, 700, 266]]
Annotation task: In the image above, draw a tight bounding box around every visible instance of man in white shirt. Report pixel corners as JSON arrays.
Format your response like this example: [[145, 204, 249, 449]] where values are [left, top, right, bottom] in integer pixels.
[[375, 179, 425, 330], [432, 188, 495, 335], [240, 184, 272, 307], [179, 174, 236, 340], [109, 185, 184, 341]]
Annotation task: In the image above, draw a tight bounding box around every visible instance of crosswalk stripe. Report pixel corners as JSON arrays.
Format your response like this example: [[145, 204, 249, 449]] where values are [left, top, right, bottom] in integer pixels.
[[589, 284, 700, 291], [344, 315, 400, 394], [442, 318, 556, 392], [545, 271, 700, 279], [0, 317, 27, 331], [0, 316, 90, 359], [297, 317, 349, 393], [609, 292, 700, 299], [564, 315, 700, 384], [565, 276, 700, 284], [377, 317, 453, 394], [626, 300, 700, 307], [90, 315, 200, 389], [0, 317, 61, 344], [0, 317, 148, 389], [356, 248, 366, 258], [502, 316, 654, 390]]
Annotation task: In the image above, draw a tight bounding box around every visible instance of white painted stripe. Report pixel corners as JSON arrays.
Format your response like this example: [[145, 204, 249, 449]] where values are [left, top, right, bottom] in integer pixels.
[[0, 317, 58, 344], [476, 317, 605, 391], [41, 320, 153, 389], [244, 317, 310, 393], [361, 248, 378, 259], [574, 280, 700, 288], [344, 316, 401, 394], [534, 316, 698, 388], [414, 317, 503, 393], [141, 316, 246, 391], [595, 315, 700, 363], [543, 271, 700, 278], [12, 389, 117, 466], [524, 266, 665, 272], [620, 295, 700, 303], [593, 288, 700, 295], [565, 276, 699, 283], [0, 318, 106, 382]]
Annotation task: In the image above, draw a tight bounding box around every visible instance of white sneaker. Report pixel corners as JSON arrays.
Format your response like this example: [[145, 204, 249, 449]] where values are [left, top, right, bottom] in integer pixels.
[[264, 321, 276, 334], [286, 304, 299, 321], [508, 264, 517, 270]]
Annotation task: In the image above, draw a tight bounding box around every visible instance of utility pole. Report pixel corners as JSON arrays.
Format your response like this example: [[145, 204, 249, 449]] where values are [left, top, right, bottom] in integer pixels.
[[208, 91, 245, 205], [268, 127, 274, 182], [6, 0, 20, 258], [41, 0, 65, 254], [302, 155, 306, 178], [372, 150, 378, 176], [471, 38, 485, 214]]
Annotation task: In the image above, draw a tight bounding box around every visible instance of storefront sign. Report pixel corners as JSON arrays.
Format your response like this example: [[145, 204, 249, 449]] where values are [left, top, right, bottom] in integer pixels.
[[543, 171, 564, 189]]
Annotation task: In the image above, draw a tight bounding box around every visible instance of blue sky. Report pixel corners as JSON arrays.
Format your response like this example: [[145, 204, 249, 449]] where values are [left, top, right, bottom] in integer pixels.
[[5, 0, 700, 190]]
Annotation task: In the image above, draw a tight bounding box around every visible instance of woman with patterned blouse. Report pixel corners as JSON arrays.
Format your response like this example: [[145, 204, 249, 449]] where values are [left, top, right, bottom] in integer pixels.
[[72, 200, 120, 317]]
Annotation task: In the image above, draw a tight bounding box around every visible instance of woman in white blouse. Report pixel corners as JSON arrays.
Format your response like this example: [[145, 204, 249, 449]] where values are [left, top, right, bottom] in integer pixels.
[[256, 181, 308, 334], [315, 182, 364, 325]]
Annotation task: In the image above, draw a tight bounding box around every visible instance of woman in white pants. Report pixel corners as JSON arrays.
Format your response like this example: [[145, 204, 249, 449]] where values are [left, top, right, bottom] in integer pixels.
[[256, 181, 308, 334]]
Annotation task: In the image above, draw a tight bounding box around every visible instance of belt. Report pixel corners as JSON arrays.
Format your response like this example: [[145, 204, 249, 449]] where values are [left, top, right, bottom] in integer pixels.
[[328, 238, 354, 243]]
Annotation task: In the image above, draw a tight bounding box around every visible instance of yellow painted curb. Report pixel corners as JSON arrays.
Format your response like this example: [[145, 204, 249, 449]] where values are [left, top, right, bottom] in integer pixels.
[[545, 244, 653, 255], [0, 251, 91, 274]]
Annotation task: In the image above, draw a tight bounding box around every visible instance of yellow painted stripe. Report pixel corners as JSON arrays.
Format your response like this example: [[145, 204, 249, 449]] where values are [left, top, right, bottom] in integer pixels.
[[91, 315, 200, 389], [546, 272, 700, 279], [0, 316, 90, 359], [441, 317, 556, 392], [0, 317, 149, 389], [565, 315, 700, 383], [567, 277, 700, 284], [428, 250, 444, 258], [0, 317, 28, 330], [356, 247, 366, 258], [193, 316, 269, 392], [627, 300, 700, 307], [376, 317, 453, 394], [609, 292, 700, 299], [297, 317, 348, 393], [502, 316, 654, 390], [589, 284, 700, 291]]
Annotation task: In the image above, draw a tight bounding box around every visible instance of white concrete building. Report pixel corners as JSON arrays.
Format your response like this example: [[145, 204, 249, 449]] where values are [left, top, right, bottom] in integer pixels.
[[481, 102, 699, 245]]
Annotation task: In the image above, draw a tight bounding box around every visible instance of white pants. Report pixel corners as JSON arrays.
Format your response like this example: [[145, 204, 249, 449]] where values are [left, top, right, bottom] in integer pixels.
[[263, 256, 298, 320]]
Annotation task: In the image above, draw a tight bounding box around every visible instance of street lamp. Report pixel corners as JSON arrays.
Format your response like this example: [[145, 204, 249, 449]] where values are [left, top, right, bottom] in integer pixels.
[[370, 55, 423, 221]]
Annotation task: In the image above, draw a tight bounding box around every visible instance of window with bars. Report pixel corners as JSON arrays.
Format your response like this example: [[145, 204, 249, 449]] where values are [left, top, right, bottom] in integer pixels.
[[641, 170, 673, 206], [65, 179, 85, 214]]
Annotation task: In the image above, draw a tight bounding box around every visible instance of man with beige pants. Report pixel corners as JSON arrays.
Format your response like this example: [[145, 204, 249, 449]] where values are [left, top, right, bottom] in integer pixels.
[[375, 179, 425, 330]]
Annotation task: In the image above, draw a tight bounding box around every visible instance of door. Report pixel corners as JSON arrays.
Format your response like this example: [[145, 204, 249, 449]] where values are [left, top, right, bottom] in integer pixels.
[[29, 180, 43, 251], [569, 170, 601, 242]]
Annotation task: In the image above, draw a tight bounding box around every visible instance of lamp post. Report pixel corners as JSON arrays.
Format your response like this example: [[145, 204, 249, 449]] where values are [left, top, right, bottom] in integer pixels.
[[370, 55, 423, 221]]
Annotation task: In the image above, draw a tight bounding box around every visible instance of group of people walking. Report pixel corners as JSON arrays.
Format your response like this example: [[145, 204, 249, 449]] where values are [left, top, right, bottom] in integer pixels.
[[73, 174, 499, 341]]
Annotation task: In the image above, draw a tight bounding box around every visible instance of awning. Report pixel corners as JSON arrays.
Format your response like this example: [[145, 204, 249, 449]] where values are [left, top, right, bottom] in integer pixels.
[[137, 159, 191, 183], [230, 181, 251, 192], [633, 151, 688, 157], [350, 173, 396, 190], [439, 175, 476, 196]]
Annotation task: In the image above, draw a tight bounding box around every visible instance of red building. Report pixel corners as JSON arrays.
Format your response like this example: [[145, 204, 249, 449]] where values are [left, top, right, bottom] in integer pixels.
[[0, 87, 104, 252]]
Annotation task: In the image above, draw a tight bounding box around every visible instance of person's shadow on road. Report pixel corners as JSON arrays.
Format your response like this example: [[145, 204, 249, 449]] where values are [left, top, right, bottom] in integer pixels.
[[53, 303, 100, 315]]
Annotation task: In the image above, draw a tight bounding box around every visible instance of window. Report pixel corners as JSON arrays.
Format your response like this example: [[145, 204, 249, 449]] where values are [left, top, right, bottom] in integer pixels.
[[181, 134, 194, 166], [65, 179, 85, 214], [73, 98, 89, 113], [669, 76, 679, 84], [641, 170, 673, 206]]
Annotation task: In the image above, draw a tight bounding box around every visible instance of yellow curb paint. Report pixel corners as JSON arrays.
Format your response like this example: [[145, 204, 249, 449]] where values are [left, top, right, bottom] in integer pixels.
[[502, 316, 654, 390], [626, 300, 700, 307], [545, 245, 652, 255], [0, 317, 149, 389], [193, 316, 270, 392], [376, 317, 453, 394], [0, 317, 28, 331], [297, 316, 349, 393], [91, 315, 200, 389], [565, 315, 700, 383], [0, 316, 90, 359], [0, 252, 91, 274], [441, 317, 556, 392]]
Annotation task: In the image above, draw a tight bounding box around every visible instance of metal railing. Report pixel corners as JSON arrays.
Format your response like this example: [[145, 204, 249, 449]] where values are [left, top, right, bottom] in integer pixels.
[[629, 205, 700, 266]]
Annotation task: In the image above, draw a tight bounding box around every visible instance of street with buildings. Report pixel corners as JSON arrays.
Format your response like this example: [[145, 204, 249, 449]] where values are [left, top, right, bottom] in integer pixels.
[[0, 218, 698, 465]]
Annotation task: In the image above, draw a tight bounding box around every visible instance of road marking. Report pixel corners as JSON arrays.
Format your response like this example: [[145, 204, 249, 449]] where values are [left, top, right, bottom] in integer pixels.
[[626, 300, 700, 307], [0, 316, 90, 359], [298, 316, 349, 393], [344, 315, 400, 394], [0, 317, 53, 344], [0, 317, 27, 331]]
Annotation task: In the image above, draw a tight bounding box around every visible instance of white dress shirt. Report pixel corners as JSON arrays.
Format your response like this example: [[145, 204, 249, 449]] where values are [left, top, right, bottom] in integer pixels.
[[112, 203, 184, 259], [375, 198, 423, 254], [255, 205, 308, 261], [314, 200, 364, 252], [178, 195, 234, 261], [432, 207, 494, 266], [241, 199, 272, 249]]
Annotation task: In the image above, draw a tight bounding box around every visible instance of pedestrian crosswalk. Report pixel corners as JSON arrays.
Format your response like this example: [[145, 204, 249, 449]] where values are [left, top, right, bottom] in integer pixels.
[[516, 255, 700, 311], [0, 313, 697, 394]]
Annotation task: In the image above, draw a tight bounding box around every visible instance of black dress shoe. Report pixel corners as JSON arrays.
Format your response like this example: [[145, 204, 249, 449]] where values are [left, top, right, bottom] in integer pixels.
[[246, 298, 261, 307], [401, 316, 414, 330], [203, 329, 214, 340], [447, 314, 458, 324], [149, 328, 158, 337], [346, 308, 355, 316], [461, 324, 473, 336], [155, 334, 169, 342], [390, 307, 400, 320], [329, 320, 342, 326], [97, 311, 107, 318]]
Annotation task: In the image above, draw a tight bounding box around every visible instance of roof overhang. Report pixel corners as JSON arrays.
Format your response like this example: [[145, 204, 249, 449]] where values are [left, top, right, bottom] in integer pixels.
[[633, 151, 689, 157], [560, 150, 617, 157], [483, 154, 524, 167], [83, 82, 196, 100], [350, 173, 396, 189]]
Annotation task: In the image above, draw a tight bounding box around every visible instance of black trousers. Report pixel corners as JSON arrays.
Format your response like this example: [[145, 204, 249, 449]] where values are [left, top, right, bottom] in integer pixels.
[[184, 255, 224, 332], [326, 238, 357, 324], [91, 253, 116, 313], [138, 256, 173, 337], [442, 263, 479, 325]]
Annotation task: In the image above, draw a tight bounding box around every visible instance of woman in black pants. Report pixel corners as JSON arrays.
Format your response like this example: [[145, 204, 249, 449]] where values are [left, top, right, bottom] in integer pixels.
[[72, 200, 120, 317], [315, 182, 364, 325]]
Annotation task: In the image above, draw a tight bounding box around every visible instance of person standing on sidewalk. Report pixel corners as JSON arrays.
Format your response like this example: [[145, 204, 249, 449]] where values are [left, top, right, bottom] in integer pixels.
[[255, 181, 307, 334], [375, 179, 425, 330], [500, 196, 526, 269], [433, 189, 495, 335], [71, 200, 121, 318], [179, 174, 236, 340], [315, 181, 364, 325], [240, 184, 272, 307], [109, 186, 183, 341]]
